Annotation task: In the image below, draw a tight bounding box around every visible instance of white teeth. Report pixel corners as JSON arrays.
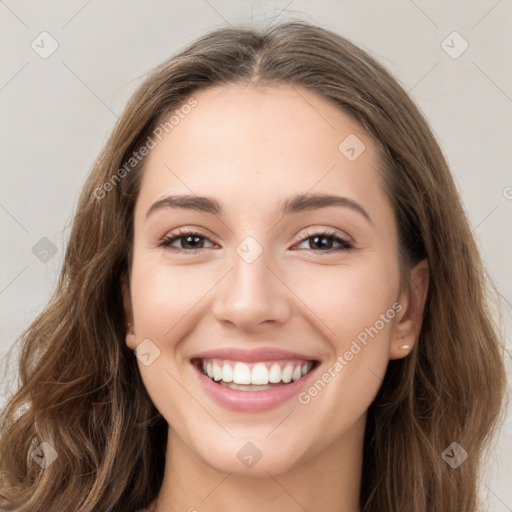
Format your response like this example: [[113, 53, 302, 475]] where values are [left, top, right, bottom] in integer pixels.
[[221, 363, 233, 382], [212, 362, 223, 381], [281, 365, 293, 383], [201, 359, 314, 386], [268, 363, 282, 383], [233, 362, 252, 384], [220, 382, 275, 391], [206, 361, 213, 379], [251, 363, 269, 385]]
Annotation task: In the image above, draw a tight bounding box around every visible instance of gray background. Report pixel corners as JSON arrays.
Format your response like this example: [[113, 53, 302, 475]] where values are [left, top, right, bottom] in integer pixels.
[[1, 0, 511, 509]]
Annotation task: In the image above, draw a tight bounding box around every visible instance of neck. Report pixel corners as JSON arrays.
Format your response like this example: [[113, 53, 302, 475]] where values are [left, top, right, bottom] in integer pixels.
[[154, 416, 365, 512]]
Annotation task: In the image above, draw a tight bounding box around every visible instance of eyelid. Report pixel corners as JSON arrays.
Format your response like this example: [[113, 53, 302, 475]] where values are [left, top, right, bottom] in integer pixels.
[[295, 227, 353, 245]]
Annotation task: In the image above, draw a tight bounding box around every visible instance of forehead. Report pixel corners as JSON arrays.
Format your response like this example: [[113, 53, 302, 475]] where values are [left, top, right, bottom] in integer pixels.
[[135, 83, 389, 223]]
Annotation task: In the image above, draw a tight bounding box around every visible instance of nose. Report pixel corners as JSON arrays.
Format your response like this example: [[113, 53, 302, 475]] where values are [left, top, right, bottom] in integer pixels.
[[211, 246, 292, 333]]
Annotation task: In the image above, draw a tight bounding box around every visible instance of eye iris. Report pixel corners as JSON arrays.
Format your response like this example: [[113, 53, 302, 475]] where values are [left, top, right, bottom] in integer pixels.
[[182, 235, 203, 249], [310, 235, 332, 250]]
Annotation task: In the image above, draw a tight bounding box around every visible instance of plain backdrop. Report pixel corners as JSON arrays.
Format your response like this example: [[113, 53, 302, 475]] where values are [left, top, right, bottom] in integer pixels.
[[1, 0, 511, 509]]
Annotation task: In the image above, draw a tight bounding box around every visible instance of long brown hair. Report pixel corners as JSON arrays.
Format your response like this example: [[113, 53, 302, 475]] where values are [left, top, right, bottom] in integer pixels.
[[0, 20, 506, 511]]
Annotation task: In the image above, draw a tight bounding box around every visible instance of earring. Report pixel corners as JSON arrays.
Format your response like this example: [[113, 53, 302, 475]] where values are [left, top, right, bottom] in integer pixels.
[[399, 344, 411, 350]]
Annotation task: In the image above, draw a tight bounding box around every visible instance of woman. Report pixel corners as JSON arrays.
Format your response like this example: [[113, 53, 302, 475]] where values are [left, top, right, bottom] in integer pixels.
[[0, 20, 506, 512]]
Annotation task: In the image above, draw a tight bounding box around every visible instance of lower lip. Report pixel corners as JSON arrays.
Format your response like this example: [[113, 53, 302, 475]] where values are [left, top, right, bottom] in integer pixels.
[[193, 363, 317, 412]]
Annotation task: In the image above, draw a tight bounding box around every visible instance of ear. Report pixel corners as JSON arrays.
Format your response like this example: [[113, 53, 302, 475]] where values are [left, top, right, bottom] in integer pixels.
[[389, 259, 429, 360], [121, 274, 138, 351]]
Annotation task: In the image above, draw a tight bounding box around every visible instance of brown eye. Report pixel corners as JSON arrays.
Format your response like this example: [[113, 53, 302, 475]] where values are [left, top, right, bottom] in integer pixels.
[[159, 230, 214, 251], [294, 230, 353, 252]]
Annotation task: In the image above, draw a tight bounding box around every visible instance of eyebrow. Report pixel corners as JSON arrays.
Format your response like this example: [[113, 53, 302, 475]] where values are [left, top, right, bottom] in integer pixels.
[[145, 193, 372, 224]]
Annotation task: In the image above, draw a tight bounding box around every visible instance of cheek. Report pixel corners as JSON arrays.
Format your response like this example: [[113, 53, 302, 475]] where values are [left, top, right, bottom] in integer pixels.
[[291, 257, 400, 351], [292, 259, 400, 426], [128, 259, 208, 424], [130, 257, 214, 341]]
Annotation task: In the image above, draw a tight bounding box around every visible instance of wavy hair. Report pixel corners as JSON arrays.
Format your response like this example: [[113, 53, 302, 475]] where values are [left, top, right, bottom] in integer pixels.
[[0, 20, 506, 511]]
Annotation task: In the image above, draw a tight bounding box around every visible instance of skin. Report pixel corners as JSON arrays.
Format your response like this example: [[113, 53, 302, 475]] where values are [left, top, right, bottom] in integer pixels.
[[125, 83, 429, 512]]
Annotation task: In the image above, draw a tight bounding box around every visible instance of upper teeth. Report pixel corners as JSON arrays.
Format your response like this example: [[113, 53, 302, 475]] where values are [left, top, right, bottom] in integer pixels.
[[202, 359, 312, 386]]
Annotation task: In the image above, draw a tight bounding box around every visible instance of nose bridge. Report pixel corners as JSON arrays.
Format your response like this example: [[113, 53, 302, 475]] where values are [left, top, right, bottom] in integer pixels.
[[233, 236, 271, 296], [212, 234, 291, 329]]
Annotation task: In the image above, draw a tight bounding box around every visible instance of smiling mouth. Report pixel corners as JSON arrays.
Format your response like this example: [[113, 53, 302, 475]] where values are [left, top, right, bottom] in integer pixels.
[[192, 358, 319, 391]]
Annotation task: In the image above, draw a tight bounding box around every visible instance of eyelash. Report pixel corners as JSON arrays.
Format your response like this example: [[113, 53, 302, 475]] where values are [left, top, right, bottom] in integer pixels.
[[158, 228, 353, 254]]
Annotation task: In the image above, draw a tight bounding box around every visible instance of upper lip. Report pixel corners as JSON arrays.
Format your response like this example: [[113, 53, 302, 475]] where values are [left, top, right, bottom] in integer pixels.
[[191, 347, 318, 363]]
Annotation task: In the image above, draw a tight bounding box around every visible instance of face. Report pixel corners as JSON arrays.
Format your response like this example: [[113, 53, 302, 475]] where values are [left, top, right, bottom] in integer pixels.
[[124, 83, 426, 476]]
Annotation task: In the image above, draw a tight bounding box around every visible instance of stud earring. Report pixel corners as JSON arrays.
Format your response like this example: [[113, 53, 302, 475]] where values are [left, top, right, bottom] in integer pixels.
[[399, 344, 411, 350]]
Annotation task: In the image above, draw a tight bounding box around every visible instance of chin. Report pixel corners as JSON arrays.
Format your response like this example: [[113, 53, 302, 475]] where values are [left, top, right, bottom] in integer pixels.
[[192, 435, 311, 477]]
